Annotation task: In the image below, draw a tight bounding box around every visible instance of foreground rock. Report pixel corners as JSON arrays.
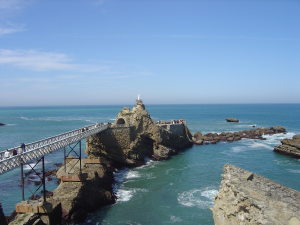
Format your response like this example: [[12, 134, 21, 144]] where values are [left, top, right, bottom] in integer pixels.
[[87, 98, 193, 165], [0, 123, 5, 126], [212, 164, 300, 225], [9, 98, 194, 225], [274, 134, 300, 158], [9, 159, 115, 225], [193, 126, 286, 145]]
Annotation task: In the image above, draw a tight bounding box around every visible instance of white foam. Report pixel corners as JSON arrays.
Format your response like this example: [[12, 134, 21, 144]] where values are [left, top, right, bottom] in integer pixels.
[[287, 169, 300, 174], [24, 163, 39, 170], [231, 146, 246, 153], [201, 190, 219, 200], [248, 142, 273, 150], [115, 189, 134, 202], [126, 171, 140, 179], [177, 188, 218, 209], [262, 132, 296, 145], [170, 215, 183, 223], [6, 124, 16, 126], [115, 188, 148, 202]]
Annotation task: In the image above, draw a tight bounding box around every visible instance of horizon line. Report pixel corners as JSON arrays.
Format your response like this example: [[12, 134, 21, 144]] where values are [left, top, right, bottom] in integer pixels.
[[1, 102, 300, 108]]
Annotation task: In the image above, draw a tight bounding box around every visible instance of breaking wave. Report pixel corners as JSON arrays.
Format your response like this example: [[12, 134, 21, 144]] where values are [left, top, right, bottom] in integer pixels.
[[177, 188, 218, 209]]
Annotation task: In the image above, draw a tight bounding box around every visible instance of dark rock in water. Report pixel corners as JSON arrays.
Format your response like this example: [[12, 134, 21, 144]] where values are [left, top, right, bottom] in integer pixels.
[[0, 203, 8, 225], [0, 123, 5, 126], [193, 126, 286, 146], [225, 118, 239, 123], [274, 134, 300, 158], [212, 164, 300, 225]]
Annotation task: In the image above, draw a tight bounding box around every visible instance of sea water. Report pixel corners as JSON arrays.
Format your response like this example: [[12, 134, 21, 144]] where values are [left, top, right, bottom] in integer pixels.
[[0, 104, 300, 225]]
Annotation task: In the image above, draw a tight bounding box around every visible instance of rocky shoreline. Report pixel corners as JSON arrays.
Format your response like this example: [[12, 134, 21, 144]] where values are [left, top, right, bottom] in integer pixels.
[[9, 99, 193, 225], [193, 126, 286, 145], [6, 100, 298, 225], [274, 134, 300, 158], [212, 164, 300, 225]]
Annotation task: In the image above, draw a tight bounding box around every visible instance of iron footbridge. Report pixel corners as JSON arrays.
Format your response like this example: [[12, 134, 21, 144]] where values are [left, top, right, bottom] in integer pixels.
[[0, 123, 108, 175]]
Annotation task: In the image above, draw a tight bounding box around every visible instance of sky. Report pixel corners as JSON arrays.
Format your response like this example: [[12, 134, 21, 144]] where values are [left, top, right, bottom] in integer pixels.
[[0, 0, 299, 106]]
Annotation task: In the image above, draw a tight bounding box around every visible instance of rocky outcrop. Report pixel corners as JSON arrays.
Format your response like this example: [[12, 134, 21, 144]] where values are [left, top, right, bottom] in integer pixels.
[[193, 126, 286, 145], [212, 164, 300, 225], [274, 134, 300, 158], [226, 118, 239, 122], [52, 159, 115, 223], [86, 99, 193, 165], [0, 123, 5, 126]]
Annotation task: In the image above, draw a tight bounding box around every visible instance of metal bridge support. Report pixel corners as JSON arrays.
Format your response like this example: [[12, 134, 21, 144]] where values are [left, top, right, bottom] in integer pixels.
[[63, 140, 82, 175], [20, 156, 47, 202]]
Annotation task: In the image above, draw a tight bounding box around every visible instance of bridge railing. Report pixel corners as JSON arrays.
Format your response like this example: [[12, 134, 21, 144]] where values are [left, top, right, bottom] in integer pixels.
[[0, 123, 109, 174]]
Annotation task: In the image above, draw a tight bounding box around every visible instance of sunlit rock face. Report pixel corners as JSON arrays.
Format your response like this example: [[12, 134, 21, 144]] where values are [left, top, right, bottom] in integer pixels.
[[86, 99, 193, 166], [212, 164, 300, 225]]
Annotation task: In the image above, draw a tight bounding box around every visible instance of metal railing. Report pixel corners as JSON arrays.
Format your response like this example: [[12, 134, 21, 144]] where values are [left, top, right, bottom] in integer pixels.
[[0, 123, 109, 174]]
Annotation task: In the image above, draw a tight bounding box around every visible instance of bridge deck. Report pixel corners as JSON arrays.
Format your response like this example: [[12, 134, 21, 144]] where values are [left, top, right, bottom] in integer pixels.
[[0, 123, 108, 174]]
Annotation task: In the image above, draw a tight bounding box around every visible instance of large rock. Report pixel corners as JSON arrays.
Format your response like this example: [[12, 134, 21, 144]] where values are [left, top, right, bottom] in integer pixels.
[[212, 164, 300, 225], [225, 118, 239, 122], [86, 99, 193, 165], [274, 134, 300, 158], [0, 123, 5, 126], [52, 159, 115, 223]]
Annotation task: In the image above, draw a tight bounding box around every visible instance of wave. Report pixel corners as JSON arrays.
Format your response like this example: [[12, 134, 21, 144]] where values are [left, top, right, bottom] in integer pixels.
[[177, 188, 218, 209], [262, 132, 296, 145], [115, 188, 148, 202], [170, 215, 183, 223], [125, 171, 141, 179], [5, 124, 16, 126], [287, 169, 300, 174]]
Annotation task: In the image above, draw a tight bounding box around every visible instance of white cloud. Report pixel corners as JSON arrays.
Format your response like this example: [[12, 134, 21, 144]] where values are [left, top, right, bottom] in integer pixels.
[[0, 49, 75, 71], [0, 49, 115, 72], [0, 0, 28, 10], [0, 24, 24, 35]]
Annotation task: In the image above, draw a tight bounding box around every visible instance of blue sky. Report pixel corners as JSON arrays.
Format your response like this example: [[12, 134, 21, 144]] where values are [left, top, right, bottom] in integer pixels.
[[0, 0, 299, 106]]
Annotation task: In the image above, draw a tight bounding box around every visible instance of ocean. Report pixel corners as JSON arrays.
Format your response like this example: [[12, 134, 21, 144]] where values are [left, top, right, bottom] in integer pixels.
[[1, 104, 300, 225]]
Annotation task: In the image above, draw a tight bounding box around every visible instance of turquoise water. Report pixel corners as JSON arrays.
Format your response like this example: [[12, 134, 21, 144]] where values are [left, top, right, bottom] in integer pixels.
[[1, 104, 300, 224]]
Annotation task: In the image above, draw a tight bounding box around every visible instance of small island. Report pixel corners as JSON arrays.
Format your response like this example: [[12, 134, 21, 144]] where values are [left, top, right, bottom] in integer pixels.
[[225, 118, 239, 123]]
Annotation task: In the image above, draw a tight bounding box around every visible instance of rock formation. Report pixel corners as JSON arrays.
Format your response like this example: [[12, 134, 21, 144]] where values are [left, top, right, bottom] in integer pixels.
[[212, 164, 300, 225], [226, 118, 239, 122], [52, 159, 115, 223], [8, 99, 194, 225], [274, 134, 300, 158], [192, 126, 286, 145], [0, 123, 5, 126], [86, 99, 193, 165]]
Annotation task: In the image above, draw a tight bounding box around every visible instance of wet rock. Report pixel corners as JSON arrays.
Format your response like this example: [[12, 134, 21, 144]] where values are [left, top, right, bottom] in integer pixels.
[[212, 164, 300, 225], [274, 134, 300, 158], [193, 126, 286, 146], [225, 118, 239, 122]]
